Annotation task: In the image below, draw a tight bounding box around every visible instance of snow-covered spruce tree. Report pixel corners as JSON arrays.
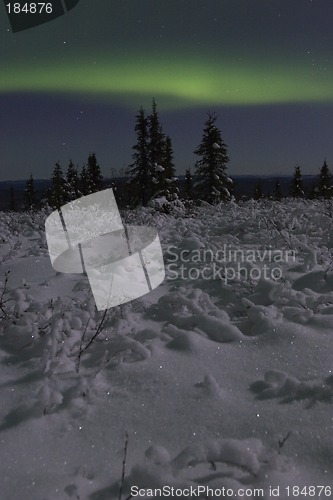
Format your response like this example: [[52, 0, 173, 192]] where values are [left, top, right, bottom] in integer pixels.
[[86, 153, 103, 193], [156, 135, 178, 201], [290, 165, 304, 198], [126, 107, 152, 206], [80, 165, 90, 196], [23, 173, 37, 210], [148, 98, 168, 200], [318, 160, 332, 199], [127, 100, 177, 206], [194, 112, 231, 204], [65, 160, 81, 201], [49, 162, 67, 210]]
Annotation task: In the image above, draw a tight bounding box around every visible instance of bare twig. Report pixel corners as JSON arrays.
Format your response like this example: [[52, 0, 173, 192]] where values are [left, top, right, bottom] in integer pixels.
[[83, 308, 108, 353], [0, 271, 10, 319], [278, 431, 292, 452], [119, 432, 129, 500], [263, 216, 294, 250], [76, 316, 92, 373], [76, 308, 109, 373]]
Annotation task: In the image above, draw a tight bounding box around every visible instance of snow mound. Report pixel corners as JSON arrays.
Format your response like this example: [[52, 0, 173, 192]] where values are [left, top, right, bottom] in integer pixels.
[[250, 369, 333, 405], [155, 287, 244, 342], [123, 437, 294, 500], [195, 374, 224, 398]]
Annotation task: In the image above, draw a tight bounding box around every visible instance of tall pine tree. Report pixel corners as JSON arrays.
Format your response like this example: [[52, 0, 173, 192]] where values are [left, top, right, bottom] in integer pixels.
[[290, 165, 304, 198], [127, 100, 177, 205], [149, 98, 167, 199], [318, 160, 332, 199], [194, 112, 230, 204], [126, 107, 152, 206], [65, 160, 81, 201], [86, 153, 103, 193], [153, 135, 178, 201], [253, 181, 263, 200], [49, 162, 66, 209], [80, 165, 90, 196], [23, 173, 37, 210], [164, 136, 178, 200]]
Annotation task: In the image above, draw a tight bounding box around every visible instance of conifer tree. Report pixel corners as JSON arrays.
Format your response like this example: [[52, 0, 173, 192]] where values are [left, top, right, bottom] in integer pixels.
[[49, 162, 66, 210], [290, 166, 304, 198], [126, 107, 151, 206], [318, 160, 332, 199], [149, 98, 167, 199], [149, 99, 165, 170], [86, 153, 103, 193], [65, 160, 81, 201], [274, 178, 283, 201], [127, 100, 177, 205], [80, 165, 90, 196], [153, 135, 178, 201], [23, 173, 37, 210], [253, 181, 263, 200], [166, 136, 178, 199], [194, 112, 230, 204]]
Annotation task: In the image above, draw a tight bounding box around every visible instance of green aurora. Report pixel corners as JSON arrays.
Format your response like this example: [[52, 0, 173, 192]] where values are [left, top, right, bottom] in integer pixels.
[[1, 51, 332, 110]]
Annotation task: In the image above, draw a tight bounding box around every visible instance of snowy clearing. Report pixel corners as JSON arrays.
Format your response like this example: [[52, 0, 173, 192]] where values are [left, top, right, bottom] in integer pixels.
[[0, 199, 332, 499]]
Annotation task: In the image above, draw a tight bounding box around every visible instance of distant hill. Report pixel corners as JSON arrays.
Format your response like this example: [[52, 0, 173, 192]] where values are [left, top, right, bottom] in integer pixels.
[[0, 175, 318, 211], [231, 175, 317, 198]]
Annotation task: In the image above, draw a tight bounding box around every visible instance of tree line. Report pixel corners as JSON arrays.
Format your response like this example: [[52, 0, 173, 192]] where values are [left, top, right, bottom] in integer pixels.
[[8, 99, 333, 211], [22, 153, 103, 211], [253, 161, 333, 201]]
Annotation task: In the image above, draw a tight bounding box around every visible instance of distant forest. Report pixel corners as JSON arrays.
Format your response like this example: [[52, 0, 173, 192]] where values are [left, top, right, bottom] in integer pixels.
[[2, 100, 333, 212]]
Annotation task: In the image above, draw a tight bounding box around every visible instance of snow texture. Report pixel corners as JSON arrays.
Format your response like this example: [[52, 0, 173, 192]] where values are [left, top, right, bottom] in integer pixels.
[[0, 200, 332, 499]]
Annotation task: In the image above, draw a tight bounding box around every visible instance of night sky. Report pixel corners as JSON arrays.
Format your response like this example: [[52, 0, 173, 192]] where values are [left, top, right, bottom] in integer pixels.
[[1, 0, 333, 181]]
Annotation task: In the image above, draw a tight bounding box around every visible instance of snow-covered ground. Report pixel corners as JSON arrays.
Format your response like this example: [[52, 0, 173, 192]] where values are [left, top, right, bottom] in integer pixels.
[[0, 199, 333, 499]]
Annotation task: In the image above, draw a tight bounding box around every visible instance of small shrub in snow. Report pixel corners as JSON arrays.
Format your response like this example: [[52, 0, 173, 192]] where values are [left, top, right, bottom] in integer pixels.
[[149, 196, 186, 216]]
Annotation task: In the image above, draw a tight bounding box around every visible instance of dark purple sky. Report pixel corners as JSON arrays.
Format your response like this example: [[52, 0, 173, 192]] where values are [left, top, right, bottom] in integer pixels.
[[1, 0, 333, 180]]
